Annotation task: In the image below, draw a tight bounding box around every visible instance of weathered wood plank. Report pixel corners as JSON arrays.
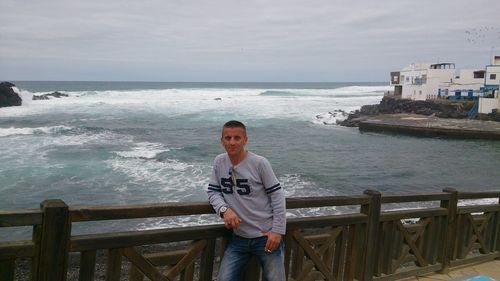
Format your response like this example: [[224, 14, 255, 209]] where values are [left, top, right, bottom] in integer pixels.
[[458, 204, 500, 214], [380, 208, 447, 222], [165, 240, 207, 280], [71, 225, 230, 252], [2, 191, 499, 281], [0, 209, 42, 227], [122, 247, 168, 281], [457, 191, 500, 199], [106, 248, 122, 281], [0, 259, 15, 281], [79, 250, 97, 281], [292, 230, 334, 281], [69, 196, 371, 222], [396, 221, 428, 267], [422, 217, 435, 264], [381, 193, 450, 203], [344, 224, 357, 281], [129, 265, 144, 281], [36, 199, 71, 281], [199, 238, 215, 281], [373, 263, 442, 281], [381, 221, 395, 275], [0, 240, 34, 258], [70, 202, 214, 222], [287, 213, 367, 230], [145, 250, 188, 266], [180, 262, 194, 281], [360, 189, 381, 281], [468, 214, 489, 254], [333, 226, 348, 280], [286, 196, 369, 208], [449, 251, 500, 267]]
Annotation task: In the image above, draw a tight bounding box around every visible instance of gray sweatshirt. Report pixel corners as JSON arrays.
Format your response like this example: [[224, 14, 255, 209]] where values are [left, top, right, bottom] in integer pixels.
[[207, 151, 286, 238]]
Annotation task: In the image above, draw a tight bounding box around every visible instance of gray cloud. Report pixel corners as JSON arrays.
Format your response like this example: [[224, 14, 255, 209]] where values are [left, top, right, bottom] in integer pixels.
[[1, 0, 499, 81]]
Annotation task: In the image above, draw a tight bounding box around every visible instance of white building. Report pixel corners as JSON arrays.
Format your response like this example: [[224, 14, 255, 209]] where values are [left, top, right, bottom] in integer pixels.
[[391, 63, 455, 101], [442, 69, 486, 100], [391, 62, 490, 102], [478, 56, 500, 114]]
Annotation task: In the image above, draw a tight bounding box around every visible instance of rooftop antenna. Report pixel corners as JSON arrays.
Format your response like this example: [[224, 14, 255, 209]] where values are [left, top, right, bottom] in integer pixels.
[[490, 46, 494, 64]]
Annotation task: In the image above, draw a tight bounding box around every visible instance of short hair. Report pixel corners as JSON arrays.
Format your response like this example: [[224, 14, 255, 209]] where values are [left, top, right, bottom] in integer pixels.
[[222, 120, 246, 134]]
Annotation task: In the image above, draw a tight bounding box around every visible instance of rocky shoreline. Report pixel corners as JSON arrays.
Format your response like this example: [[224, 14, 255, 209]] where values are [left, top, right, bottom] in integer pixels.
[[0, 81, 71, 108], [339, 96, 500, 127], [0, 82, 22, 107]]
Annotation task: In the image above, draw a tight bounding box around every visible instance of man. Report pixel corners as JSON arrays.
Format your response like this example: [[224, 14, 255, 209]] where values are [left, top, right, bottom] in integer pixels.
[[207, 120, 286, 281]]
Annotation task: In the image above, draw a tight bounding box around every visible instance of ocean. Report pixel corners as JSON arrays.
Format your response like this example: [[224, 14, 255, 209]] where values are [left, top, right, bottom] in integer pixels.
[[1, 81, 499, 239]]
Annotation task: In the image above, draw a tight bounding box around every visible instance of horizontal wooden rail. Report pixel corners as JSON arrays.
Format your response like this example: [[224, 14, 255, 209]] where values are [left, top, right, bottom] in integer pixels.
[[286, 213, 366, 229], [0, 209, 42, 227], [69, 196, 371, 222], [71, 224, 230, 252], [380, 207, 448, 221], [457, 204, 500, 214], [457, 191, 500, 199], [70, 202, 214, 222], [1, 189, 499, 281], [286, 195, 370, 208], [381, 193, 450, 203], [0, 240, 35, 258]]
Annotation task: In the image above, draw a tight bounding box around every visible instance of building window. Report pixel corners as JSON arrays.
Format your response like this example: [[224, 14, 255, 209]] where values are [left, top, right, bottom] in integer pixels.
[[490, 74, 497, 80], [474, 71, 485, 79], [419, 90, 422, 95]]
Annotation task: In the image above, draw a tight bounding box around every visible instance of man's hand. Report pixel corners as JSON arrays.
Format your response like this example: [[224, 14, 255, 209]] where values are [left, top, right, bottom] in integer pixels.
[[223, 208, 241, 229], [263, 231, 282, 253]]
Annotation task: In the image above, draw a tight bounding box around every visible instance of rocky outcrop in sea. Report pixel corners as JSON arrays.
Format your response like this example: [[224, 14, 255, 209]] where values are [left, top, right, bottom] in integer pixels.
[[339, 97, 499, 127], [0, 81, 22, 107], [33, 91, 69, 100]]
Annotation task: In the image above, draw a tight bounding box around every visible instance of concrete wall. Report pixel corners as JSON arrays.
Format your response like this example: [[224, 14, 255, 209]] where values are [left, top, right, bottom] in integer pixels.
[[400, 67, 454, 100], [479, 97, 499, 114], [485, 65, 500, 86]]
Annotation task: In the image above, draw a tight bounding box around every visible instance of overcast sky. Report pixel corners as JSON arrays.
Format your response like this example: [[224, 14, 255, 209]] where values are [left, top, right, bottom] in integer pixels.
[[1, 0, 499, 82]]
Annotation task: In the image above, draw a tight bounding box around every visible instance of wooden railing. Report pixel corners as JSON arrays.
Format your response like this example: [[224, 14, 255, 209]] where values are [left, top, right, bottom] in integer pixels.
[[0, 189, 499, 281]]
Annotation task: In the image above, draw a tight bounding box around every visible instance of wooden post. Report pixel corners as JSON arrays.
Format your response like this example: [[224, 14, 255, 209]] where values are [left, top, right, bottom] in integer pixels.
[[199, 238, 216, 281], [439, 188, 457, 273], [79, 250, 97, 281], [359, 189, 381, 281], [35, 199, 71, 281], [496, 195, 500, 260], [0, 259, 15, 281]]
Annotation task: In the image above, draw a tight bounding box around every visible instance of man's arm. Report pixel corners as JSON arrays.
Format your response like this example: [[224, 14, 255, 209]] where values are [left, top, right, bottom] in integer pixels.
[[260, 158, 286, 251], [206, 159, 241, 229], [207, 159, 227, 217]]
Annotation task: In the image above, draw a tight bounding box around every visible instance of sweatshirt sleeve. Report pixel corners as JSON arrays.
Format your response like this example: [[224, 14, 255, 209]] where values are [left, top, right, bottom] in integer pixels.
[[260, 158, 286, 235], [206, 158, 227, 217]]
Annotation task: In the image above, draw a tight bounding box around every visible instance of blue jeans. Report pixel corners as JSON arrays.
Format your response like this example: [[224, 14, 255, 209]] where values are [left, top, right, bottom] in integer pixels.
[[218, 234, 285, 281]]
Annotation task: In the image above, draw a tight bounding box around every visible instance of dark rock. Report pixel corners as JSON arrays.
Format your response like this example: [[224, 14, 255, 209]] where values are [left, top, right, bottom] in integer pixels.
[[339, 97, 488, 127], [0, 81, 22, 107], [33, 91, 69, 100]]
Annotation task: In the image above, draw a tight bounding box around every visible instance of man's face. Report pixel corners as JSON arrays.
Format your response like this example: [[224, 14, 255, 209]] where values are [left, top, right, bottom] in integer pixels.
[[221, 127, 248, 157]]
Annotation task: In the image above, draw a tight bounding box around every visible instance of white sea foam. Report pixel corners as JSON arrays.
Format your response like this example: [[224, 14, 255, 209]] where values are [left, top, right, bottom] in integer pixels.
[[114, 142, 169, 159], [312, 110, 349, 125], [0, 126, 72, 137], [107, 141, 210, 201], [0, 86, 389, 125]]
